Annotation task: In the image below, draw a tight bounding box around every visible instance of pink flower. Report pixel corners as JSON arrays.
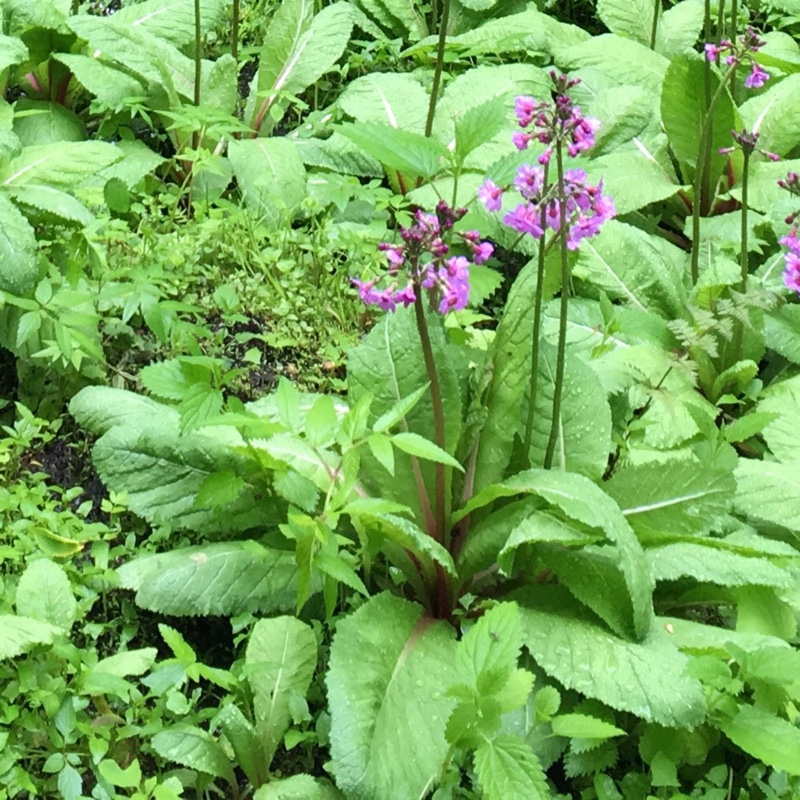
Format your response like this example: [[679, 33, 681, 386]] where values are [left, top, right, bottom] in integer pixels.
[[472, 241, 494, 264], [515, 96, 537, 127], [705, 43, 721, 61], [478, 179, 504, 212], [512, 131, 534, 151], [745, 62, 769, 89]]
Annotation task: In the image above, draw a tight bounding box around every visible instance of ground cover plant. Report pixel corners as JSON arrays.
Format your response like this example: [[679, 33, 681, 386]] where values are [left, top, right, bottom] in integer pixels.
[[4, 0, 800, 797]]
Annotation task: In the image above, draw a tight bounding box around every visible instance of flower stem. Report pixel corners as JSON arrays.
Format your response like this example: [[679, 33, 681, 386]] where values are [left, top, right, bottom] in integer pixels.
[[739, 149, 750, 292], [193, 0, 202, 150], [413, 294, 448, 546], [544, 144, 570, 470], [522, 162, 551, 463], [232, 0, 240, 62], [649, 0, 660, 49], [690, 62, 737, 284], [701, 0, 713, 216], [424, 0, 451, 138]]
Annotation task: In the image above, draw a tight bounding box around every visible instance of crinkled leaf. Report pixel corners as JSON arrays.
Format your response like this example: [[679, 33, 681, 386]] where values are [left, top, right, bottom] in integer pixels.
[[117, 543, 299, 616], [515, 586, 706, 727], [0, 193, 38, 295], [339, 72, 429, 132], [734, 460, 800, 534], [151, 725, 235, 786], [719, 705, 800, 775], [0, 615, 61, 659], [327, 593, 460, 800], [16, 560, 76, 630], [474, 735, 549, 800]]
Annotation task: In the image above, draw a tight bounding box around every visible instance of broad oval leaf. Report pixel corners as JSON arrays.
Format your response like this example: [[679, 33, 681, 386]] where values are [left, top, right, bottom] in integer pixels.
[[0, 615, 61, 659], [16, 560, 77, 631], [0, 193, 38, 295], [515, 586, 706, 728], [327, 593, 460, 799]]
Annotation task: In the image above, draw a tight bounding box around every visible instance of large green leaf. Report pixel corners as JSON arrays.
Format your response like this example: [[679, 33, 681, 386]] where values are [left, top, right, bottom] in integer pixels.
[[294, 133, 383, 177], [646, 543, 791, 588], [597, 0, 655, 46], [246, 617, 317, 762], [558, 35, 669, 92], [515, 586, 706, 727], [1, 142, 123, 190], [348, 308, 462, 524], [327, 593, 460, 800], [13, 100, 85, 146], [16, 560, 77, 630], [479, 469, 653, 638], [54, 53, 147, 108], [111, 0, 226, 46], [339, 73, 429, 132], [473, 260, 541, 492], [0, 193, 38, 295], [228, 138, 307, 224], [249, 0, 354, 132], [588, 87, 654, 156], [660, 53, 736, 185], [474, 735, 549, 800], [739, 73, 800, 158], [117, 543, 299, 616], [586, 149, 681, 215], [734, 460, 800, 534], [523, 342, 612, 480], [0, 615, 61, 659], [0, 34, 28, 73], [572, 220, 686, 317], [605, 460, 736, 536], [757, 375, 800, 462], [719, 705, 800, 774], [70, 386, 174, 436], [655, 0, 704, 59]]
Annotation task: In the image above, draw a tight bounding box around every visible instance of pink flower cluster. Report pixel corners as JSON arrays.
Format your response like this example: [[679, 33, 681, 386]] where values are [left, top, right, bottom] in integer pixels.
[[352, 201, 493, 315], [704, 26, 770, 89], [511, 78, 600, 166], [478, 78, 615, 250], [781, 228, 800, 294]]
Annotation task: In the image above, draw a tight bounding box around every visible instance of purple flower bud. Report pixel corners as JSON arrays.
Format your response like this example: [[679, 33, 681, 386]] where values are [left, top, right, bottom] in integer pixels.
[[705, 43, 720, 61]]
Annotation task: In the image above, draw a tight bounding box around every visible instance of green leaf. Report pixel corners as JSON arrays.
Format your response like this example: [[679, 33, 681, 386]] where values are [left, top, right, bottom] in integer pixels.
[[597, 0, 655, 46], [195, 471, 246, 509], [454, 96, 510, 160], [459, 602, 523, 686], [89, 417, 267, 532], [98, 759, 142, 788], [352, 511, 456, 574], [586, 150, 680, 215], [655, 0, 704, 59], [735, 586, 796, 640], [249, 0, 354, 132], [117, 543, 299, 616], [588, 87, 654, 156], [58, 765, 82, 800], [254, 775, 343, 800], [719, 705, 800, 775], [337, 121, 448, 178], [327, 593, 460, 800], [1, 142, 123, 190], [647, 543, 791, 588], [474, 260, 544, 492], [373, 384, 430, 434], [515, 586, 706, 727], [111, 0, 225, 46], [734, 460, 800, 534], [0, 34, 28, 73], [605, 460, 735, 536], [246, 617, 317, 763], [471, 469, 653, 639], [348, 308, 462, 524], [0, 614, 60, 659], [218, 704, 268, 788], [70, 386, 171, 436], [739, 73, 800, 158], [756, 375, 800, 462], [660, 53, 735, 185], [559, 35, 669, 92], [152, 725, 236, 786], [294, 133, 383, 177], [92, 648, 158, 678], [0, 193, 38, 295], [228, 138, 307, 224], [7, 185, 94, 226], [54, 53, 147, 107], [339, 73, 429, 132], [573, 221, 686, 317], [15, 559, 76, 631], [391, 432, 464, 471], [473, 735, 549, 800], [522, 341, 612, 481], [550, 714, 625, 739]]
